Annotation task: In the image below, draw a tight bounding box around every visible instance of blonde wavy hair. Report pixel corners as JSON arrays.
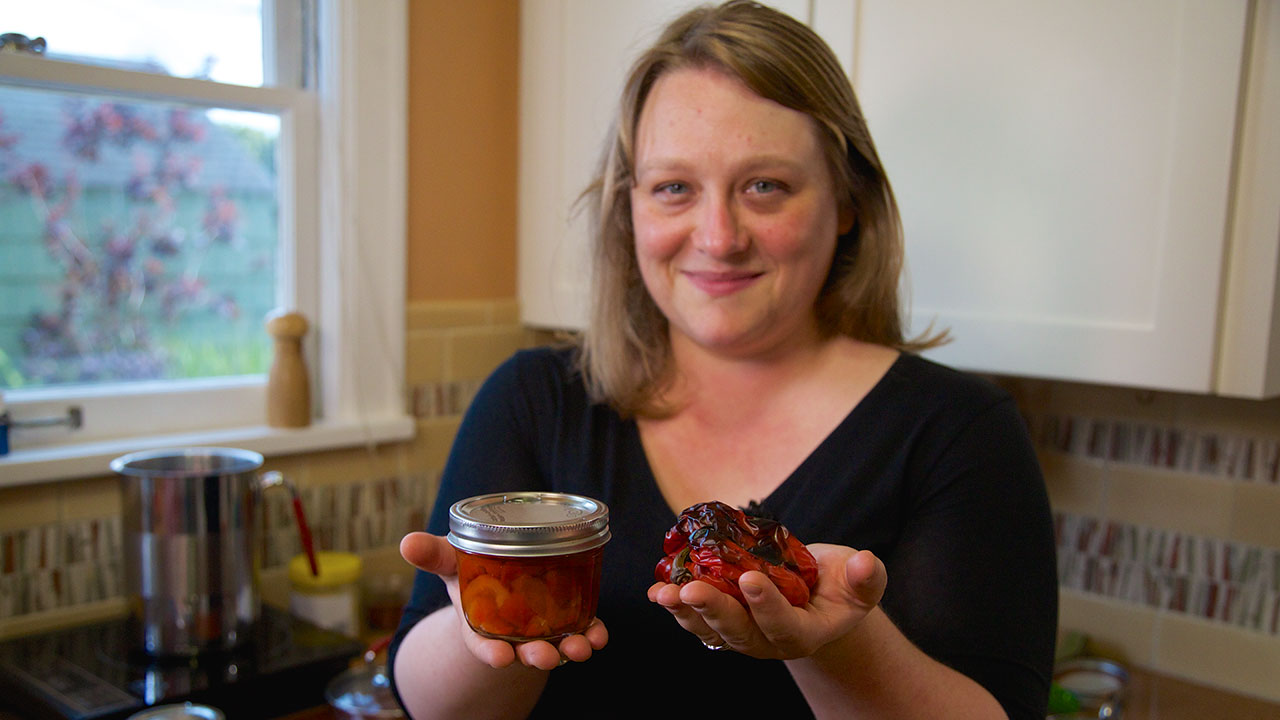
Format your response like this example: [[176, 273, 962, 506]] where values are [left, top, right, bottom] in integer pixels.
[[577, 0, 945, 417]]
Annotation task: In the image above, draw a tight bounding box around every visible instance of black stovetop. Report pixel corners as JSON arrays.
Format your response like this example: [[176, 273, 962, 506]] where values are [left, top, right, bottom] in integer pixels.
[[0, 606, 363, 720]]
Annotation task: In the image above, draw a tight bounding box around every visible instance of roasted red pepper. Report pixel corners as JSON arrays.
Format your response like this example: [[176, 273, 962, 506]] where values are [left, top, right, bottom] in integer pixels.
[[655, 501, 819, 607]]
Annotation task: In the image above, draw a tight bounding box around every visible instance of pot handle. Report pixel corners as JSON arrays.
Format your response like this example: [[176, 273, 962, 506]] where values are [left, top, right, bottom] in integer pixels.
[[364, 634, 393, 664], [260, 470, 320, 576]]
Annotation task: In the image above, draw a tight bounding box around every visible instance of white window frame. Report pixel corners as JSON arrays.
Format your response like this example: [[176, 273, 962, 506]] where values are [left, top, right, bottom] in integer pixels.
[[0, 0, 411, 485]]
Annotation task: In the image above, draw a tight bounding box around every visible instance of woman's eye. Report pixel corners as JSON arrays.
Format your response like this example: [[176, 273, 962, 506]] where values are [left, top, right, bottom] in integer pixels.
[[749, 179, 780, 194], [656, 182, 688, 196]]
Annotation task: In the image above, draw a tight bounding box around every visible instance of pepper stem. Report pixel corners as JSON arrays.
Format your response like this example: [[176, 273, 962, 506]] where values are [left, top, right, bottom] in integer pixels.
[[670, 545, 692, 584]]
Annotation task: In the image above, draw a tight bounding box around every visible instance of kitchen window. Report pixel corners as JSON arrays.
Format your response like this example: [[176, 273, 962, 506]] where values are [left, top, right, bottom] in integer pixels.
[[0, 0, 411, 484]]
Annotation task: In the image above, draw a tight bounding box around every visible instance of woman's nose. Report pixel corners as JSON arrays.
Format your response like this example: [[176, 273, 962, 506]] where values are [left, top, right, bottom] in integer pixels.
[[691, 196, 748, 256]]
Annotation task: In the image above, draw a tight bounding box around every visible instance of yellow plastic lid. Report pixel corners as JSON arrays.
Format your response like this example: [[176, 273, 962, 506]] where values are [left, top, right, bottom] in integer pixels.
[[289, 551, 362, 590]]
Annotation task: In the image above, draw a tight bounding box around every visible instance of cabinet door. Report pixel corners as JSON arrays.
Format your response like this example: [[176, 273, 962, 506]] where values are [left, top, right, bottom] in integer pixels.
[[518, 0, 847, 329], [1217, 0, 1280, 398], [853, 1, 1249, 391]]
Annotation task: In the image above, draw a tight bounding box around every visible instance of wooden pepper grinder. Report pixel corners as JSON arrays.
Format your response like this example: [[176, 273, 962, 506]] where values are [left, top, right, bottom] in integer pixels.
[[266, 309, 312, 428]]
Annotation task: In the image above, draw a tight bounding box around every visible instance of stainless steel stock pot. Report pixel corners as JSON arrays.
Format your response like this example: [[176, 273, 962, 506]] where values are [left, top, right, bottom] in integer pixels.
[[112, 447, 287, 656]]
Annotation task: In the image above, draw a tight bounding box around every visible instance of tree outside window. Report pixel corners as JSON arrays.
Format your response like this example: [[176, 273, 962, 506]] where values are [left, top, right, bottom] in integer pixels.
[[0, 86, 279, 389]]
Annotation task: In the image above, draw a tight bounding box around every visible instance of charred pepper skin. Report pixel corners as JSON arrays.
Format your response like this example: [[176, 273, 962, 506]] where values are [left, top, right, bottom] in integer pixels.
[[655, 501, 819, 607]]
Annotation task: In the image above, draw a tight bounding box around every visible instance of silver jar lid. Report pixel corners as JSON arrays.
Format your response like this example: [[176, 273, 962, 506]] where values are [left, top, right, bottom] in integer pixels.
[[447, 492, 610, 557]]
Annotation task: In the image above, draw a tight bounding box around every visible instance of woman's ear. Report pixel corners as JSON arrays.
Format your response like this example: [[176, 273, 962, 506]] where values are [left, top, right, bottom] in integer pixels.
[[837, 204, 855, 235]]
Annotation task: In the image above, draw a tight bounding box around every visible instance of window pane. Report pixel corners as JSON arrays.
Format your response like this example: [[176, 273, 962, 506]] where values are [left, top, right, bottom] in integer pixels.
[[4, 1, 266, 87], [0, 86, 279, 390]]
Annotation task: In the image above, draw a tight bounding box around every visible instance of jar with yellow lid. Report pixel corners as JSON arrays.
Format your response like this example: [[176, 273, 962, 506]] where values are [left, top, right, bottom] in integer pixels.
[[289, 551, 362, 639]]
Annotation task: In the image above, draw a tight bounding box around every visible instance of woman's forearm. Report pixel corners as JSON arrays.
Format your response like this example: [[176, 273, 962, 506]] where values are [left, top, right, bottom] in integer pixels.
[[393, 606, 549, 720], [786, 607, 1007, 720]]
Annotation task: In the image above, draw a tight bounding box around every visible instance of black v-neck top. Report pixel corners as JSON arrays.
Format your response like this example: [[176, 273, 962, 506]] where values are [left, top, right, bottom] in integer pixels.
[[390, 346, 1057, 719]]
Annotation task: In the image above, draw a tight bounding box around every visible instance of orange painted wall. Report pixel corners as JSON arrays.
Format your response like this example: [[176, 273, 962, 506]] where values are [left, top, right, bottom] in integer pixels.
[[406, 0, 519, 301]]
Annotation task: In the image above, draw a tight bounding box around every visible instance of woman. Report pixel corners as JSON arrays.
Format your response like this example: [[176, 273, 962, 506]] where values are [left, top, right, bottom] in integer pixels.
[[390, 2, 1057, 718]]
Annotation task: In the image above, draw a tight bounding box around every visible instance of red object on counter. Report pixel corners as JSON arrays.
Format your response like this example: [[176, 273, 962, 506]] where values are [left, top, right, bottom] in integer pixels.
[[655, 501, 819, 607]]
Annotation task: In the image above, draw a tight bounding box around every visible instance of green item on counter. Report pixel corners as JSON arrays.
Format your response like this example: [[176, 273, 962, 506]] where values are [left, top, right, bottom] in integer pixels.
[[1047, 683, 1082, 714]]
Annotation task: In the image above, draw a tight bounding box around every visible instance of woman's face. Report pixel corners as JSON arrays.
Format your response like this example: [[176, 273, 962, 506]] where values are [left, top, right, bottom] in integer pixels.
[[630, 66, 851, 359]]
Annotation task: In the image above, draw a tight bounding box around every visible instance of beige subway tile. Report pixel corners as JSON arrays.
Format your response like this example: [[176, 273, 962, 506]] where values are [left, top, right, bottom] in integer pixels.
[[1044, 381, 1180, 424], [406, 300, 491, 329], [1171, 393, 1280, 437], [993, 376, 1054, 419], [1104, 465, 1233, 538], [405, 302, 431, 332], [0, 483, 60, 530], [421, 471, 444, 518], [522, 328, 553, 348], [408, 417, 462, 475], [523, 327, 576, 350], [1058, 589, 1158, 665], [59, 477, 122, 522], [261, 454, 315, 488], [488, 298, 521, 325], [1229, 483, 1280, 548], [301, 445, 403, 487], [360, 543, 415, 580], [446, 326, 524, 381], [259, 563, 290, 611], [406, 330, 448, 385], [1153, 613, 1280, 703], [1040, 451, 1106, 516], [1144, 671, 1280, 720]]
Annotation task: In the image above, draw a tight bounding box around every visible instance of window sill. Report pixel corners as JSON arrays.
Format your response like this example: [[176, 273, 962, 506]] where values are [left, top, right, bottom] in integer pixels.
[[0, 414, 416, 487]]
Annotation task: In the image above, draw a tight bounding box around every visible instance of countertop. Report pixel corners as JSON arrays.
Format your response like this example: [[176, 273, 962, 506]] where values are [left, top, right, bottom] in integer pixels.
[[4, 663, 1276, 719], [1116, 664, 1280, 720], [273, 709, 335, 720], [270, 663, 1280, 720]]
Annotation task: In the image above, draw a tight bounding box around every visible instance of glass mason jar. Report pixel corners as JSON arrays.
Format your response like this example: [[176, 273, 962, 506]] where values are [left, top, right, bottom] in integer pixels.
[[447, 492, 610, 642]]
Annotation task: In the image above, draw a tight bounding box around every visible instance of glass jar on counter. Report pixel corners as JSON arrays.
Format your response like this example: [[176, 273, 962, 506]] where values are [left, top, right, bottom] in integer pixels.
[[447, 492, 610, 642]]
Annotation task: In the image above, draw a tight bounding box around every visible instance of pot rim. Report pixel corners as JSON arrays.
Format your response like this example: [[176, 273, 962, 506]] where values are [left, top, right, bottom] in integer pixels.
[[111, 447, 264, 477]]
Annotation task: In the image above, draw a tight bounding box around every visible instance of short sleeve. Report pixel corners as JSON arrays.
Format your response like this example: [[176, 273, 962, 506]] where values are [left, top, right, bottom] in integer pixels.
[[883, 395, 1058, 720]]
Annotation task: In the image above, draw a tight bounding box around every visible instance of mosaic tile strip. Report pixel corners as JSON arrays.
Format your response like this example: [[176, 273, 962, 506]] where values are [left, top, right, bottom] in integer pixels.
[[410, 379, 483, 419], [0, 517, 121, 579], [1037, 415, 1280, 483], [0, 516, 123, 617], [261, 471, 435, 567], [1055, 512, 1280, 635]]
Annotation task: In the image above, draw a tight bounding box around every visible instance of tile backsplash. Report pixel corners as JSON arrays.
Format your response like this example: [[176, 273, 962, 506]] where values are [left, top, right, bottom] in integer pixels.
[[1043, 412, 1280, 638], [1055, 511, 1279, 635], [1040, 414, 1280, 484], [1010, 377, 1280, 702], [0, 516, 123, 617]]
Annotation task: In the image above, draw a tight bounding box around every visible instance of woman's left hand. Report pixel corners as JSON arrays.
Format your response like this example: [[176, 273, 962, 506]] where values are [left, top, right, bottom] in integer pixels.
[[646, 543, 886, 659]]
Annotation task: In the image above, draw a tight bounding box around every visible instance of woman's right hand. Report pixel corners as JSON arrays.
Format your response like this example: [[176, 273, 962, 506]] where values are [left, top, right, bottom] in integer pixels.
[[398, 532, 609, 671], [647, 543, 887, 660]]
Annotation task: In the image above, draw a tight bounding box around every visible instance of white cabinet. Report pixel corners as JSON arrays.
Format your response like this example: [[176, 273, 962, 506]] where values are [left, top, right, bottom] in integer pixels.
[[518, 0, 1280, 398], [853, 0, 1280, 397], [517, 0, 852, 330], [1215, 1, 1280, 396]]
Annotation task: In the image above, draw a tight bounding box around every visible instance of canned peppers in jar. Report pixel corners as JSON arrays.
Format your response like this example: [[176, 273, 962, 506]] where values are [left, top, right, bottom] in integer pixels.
[[447, 492, 610, 642]]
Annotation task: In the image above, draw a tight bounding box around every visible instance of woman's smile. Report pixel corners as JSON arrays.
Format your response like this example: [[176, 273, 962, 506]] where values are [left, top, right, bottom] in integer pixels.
[[682, 269, 765, 297]]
